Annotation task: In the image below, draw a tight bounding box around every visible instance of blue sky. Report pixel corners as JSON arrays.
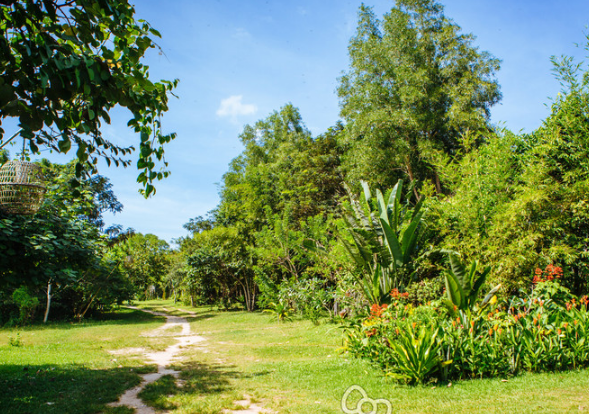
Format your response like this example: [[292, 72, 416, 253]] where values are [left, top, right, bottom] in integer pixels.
[[8, 1, 589, 244]]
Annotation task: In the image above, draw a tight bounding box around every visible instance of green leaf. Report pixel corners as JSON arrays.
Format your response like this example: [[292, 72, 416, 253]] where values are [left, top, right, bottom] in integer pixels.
[[58, 138, 72, 153], [448, 253, 467, 289], [376, 189, 389, 225], [444, 271, 465, 309], [360, 180, 371, 201], [380, 218, 403, 267]]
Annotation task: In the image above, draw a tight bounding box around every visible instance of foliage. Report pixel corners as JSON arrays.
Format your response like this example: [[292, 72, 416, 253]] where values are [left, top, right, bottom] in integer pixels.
[[263, 300, 294, 323], [0, 159, 132, 322], [442, 252, 499, 316], [404, 277, 444, 306], [182, 225, 256, 311], [8, 332, 22, 347], [427, 46, 589, 293], [337, 0, 501, 190], [0, 0, 178, 196], [269, 277, 335, 322], [345, 278, 589, 384], [387, 322, 447, 384], [109, 232, 170, 300], [341, 179, 425, 304], [11, 287, 38, 325]]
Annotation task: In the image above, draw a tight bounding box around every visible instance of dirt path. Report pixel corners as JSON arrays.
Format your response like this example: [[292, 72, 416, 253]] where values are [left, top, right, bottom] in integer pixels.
[[107, 306, 205, 414], [107, 306, 273, 414]]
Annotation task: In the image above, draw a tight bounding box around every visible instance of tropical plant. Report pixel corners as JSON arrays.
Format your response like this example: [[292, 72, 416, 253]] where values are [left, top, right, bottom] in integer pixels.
[[263, 300, 294, 323], [387, 323, 448, 384], [442, 252, 500, 316], [346, 279, 589, 383], [340, 179, 424, 304]]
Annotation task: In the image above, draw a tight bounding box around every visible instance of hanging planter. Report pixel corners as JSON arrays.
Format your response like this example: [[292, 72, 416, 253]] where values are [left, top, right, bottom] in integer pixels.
[[0, 160, 47, 215]]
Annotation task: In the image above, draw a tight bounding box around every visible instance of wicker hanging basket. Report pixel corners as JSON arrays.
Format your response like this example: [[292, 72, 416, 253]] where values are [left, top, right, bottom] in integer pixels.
[[0, 160, 46, 215]]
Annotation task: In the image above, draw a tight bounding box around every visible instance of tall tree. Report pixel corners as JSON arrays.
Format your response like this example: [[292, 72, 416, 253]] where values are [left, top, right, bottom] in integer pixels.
[[0, 0, 178, 196], [337, 0, 501, 191]]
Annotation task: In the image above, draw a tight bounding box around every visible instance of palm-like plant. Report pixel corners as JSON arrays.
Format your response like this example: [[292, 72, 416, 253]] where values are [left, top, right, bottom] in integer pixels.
[[340, 179, 424, 305], [442, 252, 501, 316]]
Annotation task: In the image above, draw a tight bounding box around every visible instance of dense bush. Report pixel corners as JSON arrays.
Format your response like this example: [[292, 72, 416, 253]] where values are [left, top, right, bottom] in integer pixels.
[[344, 276, 589, 384]]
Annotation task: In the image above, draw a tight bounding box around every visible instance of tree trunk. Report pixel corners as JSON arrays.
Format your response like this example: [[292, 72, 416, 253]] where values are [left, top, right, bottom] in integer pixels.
[[43, 282, 52, 323]]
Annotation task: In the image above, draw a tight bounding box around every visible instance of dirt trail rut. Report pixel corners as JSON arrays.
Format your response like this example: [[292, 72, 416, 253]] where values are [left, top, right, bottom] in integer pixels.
[[107, 306, 204, 414]]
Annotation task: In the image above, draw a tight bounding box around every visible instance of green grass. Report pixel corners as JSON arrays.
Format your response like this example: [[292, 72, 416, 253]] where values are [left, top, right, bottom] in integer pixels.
[[3, 300, 589, 413], [136, 300, 589, 414], [0, 307, 169, 414]]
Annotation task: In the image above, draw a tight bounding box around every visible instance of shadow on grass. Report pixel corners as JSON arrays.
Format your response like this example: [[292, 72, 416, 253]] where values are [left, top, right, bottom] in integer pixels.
[[0, 363, 155, 414], [0, 308, 165, 334], [184, 312, 217, 323], [138, 360, 265, 411]]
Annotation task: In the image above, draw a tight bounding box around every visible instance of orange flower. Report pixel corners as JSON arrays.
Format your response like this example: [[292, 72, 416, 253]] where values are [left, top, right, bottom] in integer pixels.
[[563, 322, 569, 329]]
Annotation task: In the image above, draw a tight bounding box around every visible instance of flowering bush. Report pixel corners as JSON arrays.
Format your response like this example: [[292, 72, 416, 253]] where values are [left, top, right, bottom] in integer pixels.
[[343, 272, 589, 384]]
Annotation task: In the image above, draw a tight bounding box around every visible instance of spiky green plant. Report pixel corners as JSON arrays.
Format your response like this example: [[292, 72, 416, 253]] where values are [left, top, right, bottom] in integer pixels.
[[442, 252, 500, 316], [341, 179, 424, 305]]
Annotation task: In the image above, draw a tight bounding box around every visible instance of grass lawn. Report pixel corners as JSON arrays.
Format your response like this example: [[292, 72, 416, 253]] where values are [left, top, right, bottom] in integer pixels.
[[0, 307, 171, 414], [135, 300, 589, 414], [2, 301, 589, 413]]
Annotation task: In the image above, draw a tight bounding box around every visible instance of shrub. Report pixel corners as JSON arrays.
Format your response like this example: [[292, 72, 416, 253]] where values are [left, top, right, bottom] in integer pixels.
[[344, 278, 589, 384], [12, 287, 39, 325]]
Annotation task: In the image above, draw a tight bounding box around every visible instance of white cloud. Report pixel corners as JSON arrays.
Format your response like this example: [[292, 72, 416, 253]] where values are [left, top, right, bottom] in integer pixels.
[[233, 28, 251, 40], [216, 95, 257, 119]]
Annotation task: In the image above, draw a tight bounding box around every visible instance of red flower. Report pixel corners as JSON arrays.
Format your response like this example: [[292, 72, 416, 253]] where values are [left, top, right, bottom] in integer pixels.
[[369, 303, 388, 318]]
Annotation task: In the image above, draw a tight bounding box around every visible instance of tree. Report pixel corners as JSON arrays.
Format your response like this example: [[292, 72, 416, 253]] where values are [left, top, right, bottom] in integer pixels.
[[0, 0, 178, 196], [337, 0, 501, 192], [427, 46, 589, 294], [184, 226, 256, 311], [213, 105, 346, 310], [109, 232, 170, 299], [0, 159, 126, 321]]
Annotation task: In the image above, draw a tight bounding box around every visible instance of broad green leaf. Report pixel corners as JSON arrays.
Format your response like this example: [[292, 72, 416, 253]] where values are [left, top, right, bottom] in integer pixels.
[[380, 218, 403, 267]]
